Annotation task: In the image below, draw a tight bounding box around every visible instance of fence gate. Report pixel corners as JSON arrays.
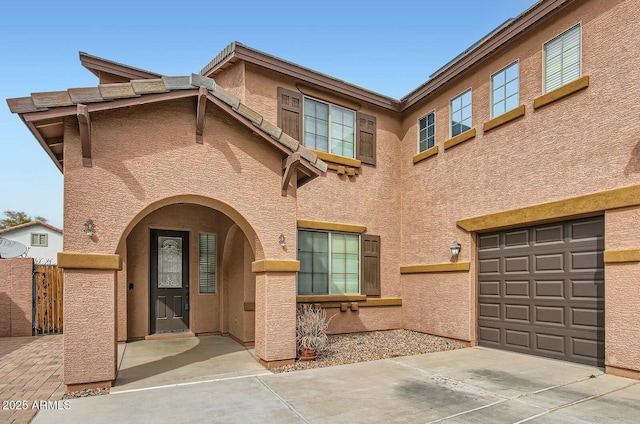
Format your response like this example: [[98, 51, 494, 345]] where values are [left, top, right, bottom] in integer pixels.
[[32, 264, 63, 335]]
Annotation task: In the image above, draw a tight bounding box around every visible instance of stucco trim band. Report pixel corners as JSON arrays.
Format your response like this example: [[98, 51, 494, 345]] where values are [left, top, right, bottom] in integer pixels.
[[400, 262, 471, 274], [457, 184, 640, 232], [443, 128, 476, 150], [297, 219, 366, 233], [310, 150, 362, 169], [483, 104, 526, 132], [251, 259, 300, 273], [413, 146, 439, 164], [533, 75, 590, 109], [603, 249, 640, 263], [297, 294, 367, 303], [57, 252, 121, 270], [605, 365, 640, 380]]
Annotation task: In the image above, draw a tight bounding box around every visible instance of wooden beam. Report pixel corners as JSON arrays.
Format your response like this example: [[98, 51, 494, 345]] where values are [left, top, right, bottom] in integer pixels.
[[282, 152, 301, 196], [77, 104, 92, 167], [196, 86, 207, 144]]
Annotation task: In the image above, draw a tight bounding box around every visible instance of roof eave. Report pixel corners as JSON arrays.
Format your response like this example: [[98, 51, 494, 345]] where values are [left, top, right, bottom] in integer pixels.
[[80, 52, 162, 82]]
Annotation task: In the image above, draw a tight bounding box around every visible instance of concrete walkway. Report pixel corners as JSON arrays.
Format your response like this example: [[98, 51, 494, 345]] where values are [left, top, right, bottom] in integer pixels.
[[32, 347, 640, 423], [0, 335, 65, 424]]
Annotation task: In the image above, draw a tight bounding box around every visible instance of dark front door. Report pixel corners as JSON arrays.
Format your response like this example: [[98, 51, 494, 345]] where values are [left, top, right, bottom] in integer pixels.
[[150, 229, 190, 334]]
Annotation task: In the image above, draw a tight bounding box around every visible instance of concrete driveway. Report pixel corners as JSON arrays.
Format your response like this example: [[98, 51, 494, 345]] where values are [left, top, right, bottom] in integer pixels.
[[33, 347, 640, 423]]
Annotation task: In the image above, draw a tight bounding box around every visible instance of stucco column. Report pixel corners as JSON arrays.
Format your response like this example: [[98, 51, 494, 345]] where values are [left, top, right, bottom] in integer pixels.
[[58, 253, 120, 389], [252, 260, 300, 368]]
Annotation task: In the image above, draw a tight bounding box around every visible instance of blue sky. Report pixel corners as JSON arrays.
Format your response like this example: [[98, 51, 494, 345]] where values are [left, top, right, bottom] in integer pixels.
[[0, 0, 537, 229]]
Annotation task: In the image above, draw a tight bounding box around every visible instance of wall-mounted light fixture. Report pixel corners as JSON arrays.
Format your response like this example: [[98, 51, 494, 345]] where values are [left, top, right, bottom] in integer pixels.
[[450, 241, 461, 256], [279, 233, 286, 248], [84, 219, 96, 236]]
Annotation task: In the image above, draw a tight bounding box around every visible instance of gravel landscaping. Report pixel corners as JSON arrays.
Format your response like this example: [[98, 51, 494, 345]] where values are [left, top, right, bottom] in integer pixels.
[[272, 329, 468, 373]]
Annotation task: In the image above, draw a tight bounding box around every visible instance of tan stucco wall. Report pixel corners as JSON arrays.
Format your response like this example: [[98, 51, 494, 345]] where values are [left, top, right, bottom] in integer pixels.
[[236, 64, 404, 332], [0, 257, 33, 337], [213, 61, 245, 102], [605, 207, 640, 371], [399, 0, 640, 347]]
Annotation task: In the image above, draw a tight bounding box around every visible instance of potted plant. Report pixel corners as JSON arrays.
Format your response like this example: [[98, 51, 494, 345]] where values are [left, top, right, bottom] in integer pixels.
[[296, 304, 332, 361]]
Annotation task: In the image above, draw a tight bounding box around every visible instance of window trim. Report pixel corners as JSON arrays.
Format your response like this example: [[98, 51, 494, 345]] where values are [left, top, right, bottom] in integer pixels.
[[449, 88, 473, 138], [417, 110, 436, 153], [30, 232, 48, 247], [490, 60, 520, 119], [297, 229, 361, 296], [303, 95, 356, 159], [542, 22, 582, 94], [198, 232, 217, 295]]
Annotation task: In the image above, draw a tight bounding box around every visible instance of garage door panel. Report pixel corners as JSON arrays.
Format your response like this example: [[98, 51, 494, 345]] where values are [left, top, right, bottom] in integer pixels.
[[505, 256, 529, 273], [505, 304, 530, 322], [534, 225, 563, 244], [534, 280, 565, 298], [478, 216, 604, 367], [535, 253, 564, 272], [534, 306, 564, 325], [505, 280, 529, 297], [479, 280, 500, 296]]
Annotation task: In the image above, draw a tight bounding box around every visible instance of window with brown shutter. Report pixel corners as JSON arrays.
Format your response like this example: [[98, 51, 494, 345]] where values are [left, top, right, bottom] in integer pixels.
[[356, 112, 376, 165], [277, 87, 303, 141], [361, 234, 380, 296]]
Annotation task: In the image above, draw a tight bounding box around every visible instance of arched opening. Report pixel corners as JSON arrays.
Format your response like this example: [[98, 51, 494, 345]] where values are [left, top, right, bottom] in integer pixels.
[[117, 199, 258, 343]]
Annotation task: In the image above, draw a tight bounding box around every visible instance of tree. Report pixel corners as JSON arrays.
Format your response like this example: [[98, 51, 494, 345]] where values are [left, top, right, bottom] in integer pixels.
[[0, 210, 48, 229]]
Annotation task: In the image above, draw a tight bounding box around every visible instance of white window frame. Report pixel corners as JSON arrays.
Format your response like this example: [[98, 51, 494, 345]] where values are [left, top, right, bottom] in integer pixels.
[[30, 233, 48, 247], [417, 110, 436, 153], [303, 96, 356, 158], [198, 232, 217, 294], [491, 60, 520, 118], [543, 23, 582, 94], [449, 88, 473, 138], [297, 229, 361, 296]]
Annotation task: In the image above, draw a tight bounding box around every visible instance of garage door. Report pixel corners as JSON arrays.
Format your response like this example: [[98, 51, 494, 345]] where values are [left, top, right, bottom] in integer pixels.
[[477, 217, 604, 366]]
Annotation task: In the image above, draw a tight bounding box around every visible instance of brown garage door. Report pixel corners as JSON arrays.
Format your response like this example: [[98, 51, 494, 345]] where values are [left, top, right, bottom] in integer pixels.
[[477, 217, 604, 366]]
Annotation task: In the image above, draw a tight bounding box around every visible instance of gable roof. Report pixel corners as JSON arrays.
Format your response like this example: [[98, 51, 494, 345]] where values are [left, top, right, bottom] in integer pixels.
[[80, 52, 161, 83], [0, 221, 63, 235], [6, 74, 327, 187]]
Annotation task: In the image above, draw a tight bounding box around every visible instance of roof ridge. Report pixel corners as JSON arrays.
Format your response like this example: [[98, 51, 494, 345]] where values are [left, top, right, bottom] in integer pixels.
[[0, 220, 62, 234]]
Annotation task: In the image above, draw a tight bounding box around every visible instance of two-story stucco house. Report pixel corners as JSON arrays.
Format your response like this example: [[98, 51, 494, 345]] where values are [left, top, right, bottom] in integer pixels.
[[0, 221, 63, 265], [7, 0, 640, 390]]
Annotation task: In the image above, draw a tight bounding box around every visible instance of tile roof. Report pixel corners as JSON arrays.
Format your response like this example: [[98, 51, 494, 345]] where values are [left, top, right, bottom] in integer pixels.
[[6, 74, 327, 174], [0, 221, 63, 234]]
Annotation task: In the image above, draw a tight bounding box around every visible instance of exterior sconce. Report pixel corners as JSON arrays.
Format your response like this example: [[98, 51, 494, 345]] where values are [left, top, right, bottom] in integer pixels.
[[450, 241, 461, 256], [84, 219, 96, 236], [279, 233, 286, 247]]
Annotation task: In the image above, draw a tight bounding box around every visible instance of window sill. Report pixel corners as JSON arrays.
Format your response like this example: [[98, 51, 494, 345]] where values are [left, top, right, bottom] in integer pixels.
[[296, 297, 402, 310], [534, 75, 590, 109], [413, 146, 439, 164], [400, 262, 471, 274], [483, 105, 526, 132], [310, 150, 361, 168], [443, 128, 476, 150], [297, 294, 367, 303]]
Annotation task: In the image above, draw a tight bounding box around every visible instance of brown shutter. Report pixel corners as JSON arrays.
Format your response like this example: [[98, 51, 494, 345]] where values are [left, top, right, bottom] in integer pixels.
[[361, 234, 380, 296], [356, 112, 376, 165], [277, 87, 303, 141]]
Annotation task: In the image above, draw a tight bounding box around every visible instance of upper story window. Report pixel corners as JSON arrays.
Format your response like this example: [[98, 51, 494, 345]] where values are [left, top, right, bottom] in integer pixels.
[[418, 111, 436, 153], [297, 229, 360, 295], [303, 97, 355, 158], [30, 233, 48, 247], [491, 61, 519, 118], [450, 89, 472, 137], [544, 24, 581, 93]]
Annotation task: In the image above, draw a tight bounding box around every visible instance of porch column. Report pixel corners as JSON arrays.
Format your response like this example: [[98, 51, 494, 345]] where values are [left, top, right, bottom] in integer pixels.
[[252, 259, 300, 368], [58, 252, 120, 390]]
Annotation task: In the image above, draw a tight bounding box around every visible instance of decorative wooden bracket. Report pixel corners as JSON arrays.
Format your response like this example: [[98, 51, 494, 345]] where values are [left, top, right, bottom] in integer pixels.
[[196, 86, 208, 144], [282, 152, 302, 196], [77, 104, 92, 167]]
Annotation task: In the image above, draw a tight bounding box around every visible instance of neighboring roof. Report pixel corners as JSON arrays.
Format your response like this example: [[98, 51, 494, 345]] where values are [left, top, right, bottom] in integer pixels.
[[6, 74, 327, 186], [0, 221, 63, 235], [80, 52, 161, 82], [200, 42, 401, 112]]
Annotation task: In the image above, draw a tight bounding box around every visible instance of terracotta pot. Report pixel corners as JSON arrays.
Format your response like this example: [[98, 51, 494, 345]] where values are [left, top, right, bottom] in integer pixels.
[[299, 347, 317, 361]]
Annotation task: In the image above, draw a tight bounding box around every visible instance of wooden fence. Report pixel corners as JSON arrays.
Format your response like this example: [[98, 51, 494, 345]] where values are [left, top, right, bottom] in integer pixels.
[[32, 264, 63, 334]]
